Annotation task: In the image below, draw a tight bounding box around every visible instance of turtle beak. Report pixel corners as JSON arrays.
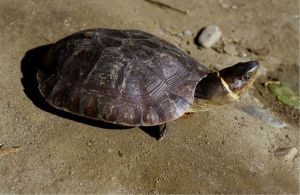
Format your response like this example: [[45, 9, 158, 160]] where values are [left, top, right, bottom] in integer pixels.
[[232, 61, 259, 76], [244, 61, 259, 74]]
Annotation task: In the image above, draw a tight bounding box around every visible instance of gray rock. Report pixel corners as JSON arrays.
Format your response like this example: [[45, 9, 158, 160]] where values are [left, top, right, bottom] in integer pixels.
[[241, 106, 287, 128], [274, 147, 298, 161], [198, 25, 222, 48]]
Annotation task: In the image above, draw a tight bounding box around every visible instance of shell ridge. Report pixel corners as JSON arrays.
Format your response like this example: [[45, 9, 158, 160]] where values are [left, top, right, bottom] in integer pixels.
[[114, 59, 134, 124], [59, 38, 94, 72], [167, 89, 192, 105], [138, 45, 170, 87], [154, 98, 167, 123], [115, 46, 134, 97], [38, 74, 58, 98], [137, 64, 162, 125], [147, 80, 167, 100], [166, 66, 188, 87], [82, 45, 116, 85], [142, 60, 168, 86]]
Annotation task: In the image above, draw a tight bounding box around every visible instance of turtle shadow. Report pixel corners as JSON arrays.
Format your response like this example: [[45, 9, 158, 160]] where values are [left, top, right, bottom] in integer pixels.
[[20, 44, 161, 139]]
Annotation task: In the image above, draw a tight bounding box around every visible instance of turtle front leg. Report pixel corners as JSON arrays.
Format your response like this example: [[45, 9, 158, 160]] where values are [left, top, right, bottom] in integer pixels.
[[157, 123, 168, 140]]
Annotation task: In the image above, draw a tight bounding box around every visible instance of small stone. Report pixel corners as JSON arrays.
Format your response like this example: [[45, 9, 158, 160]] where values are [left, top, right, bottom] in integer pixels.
[[198, 25, 222, 48], [239, 52, 248, 57], [118, 151, 124, 157], [107, 148, 113, 153], [241, 106, 287, 128], [253, 47, 270, 56], [87, 140, 94, 146], [219, 0, 230, 9], [224, 44, 238, 56], [274, 147, 298, 161], [231, 5, 237, 9], [183, 30, 192, 36]]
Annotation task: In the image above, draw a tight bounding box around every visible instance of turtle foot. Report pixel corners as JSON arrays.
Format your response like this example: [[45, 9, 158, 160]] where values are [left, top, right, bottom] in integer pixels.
[[140, 123, 169, 140], [157, 123, 168, 141]]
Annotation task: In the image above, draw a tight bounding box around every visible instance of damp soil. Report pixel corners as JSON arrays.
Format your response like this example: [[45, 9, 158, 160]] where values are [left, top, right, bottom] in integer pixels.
[[0, 0, 299, 193]]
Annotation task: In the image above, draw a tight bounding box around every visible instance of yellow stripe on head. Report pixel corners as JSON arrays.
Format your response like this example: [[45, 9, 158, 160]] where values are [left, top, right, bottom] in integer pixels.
[[218, 74, 239, 100]]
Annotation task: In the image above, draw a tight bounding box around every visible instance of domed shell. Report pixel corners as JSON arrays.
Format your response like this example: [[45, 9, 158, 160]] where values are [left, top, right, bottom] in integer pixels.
[[37, 28, 209, 126]]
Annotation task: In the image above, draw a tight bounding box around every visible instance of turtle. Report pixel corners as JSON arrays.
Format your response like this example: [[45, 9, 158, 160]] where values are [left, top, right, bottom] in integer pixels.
[[37, 28, 259, 139]]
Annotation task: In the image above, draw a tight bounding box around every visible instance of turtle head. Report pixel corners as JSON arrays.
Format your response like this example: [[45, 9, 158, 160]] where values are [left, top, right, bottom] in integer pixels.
[[218, 61, 259, 98], [193, 61, 259, 111]]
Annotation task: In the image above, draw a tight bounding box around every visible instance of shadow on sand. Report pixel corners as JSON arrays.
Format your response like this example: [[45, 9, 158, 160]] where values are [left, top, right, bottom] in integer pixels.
[[20, 44, 160, 139]]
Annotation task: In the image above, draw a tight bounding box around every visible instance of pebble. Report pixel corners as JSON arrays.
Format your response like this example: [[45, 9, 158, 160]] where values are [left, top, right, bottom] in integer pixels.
[[251, 47, 270, 56], [238, 51, 248, 58], [219, 0, 229, 9], [118, 151, 124, 157], [224, 44, 238, 56], [241, 106, 287, 128], [183, 30, 192, 36], [231, 5, 238, 9], [274, 147, 298, 161], [198, 25, 222, 48]]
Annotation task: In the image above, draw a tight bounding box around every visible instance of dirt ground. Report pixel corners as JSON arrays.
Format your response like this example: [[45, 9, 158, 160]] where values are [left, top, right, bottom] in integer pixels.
[[0, 0, 299, 193]]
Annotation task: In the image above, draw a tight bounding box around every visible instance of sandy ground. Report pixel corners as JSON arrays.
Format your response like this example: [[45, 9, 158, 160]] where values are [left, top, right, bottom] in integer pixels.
[[0, 0, 299, 193]]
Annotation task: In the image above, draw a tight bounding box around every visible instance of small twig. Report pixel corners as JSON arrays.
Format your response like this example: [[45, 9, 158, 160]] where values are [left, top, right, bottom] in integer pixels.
[[144, 0, 188, 15], [0, 146, 21, 159], [264, 80, 281, 88]]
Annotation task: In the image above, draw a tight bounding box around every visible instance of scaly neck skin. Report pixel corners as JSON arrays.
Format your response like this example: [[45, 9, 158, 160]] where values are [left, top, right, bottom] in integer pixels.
[[187, 72, 239, 113]]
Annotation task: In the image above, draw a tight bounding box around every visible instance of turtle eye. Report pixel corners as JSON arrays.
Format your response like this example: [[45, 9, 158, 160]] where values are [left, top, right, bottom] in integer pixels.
[[243, 73, 251, 81]]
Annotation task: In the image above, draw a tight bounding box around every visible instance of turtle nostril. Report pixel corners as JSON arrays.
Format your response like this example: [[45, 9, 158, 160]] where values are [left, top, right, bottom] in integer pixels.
[[250, 61, 259, 69], [244, 61, 259, 73]]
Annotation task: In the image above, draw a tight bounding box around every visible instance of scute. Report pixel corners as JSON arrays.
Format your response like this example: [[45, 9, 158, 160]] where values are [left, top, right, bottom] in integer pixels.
[[37, 28, 209, 126]]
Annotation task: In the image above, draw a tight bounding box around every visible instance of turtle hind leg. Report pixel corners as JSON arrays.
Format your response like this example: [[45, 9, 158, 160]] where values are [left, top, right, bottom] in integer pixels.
[[157, 123, 168, 140], [140, 123, 168, 140]]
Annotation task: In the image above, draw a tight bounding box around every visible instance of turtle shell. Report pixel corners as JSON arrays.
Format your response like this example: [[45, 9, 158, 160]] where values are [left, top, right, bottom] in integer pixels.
[[37, 28, 209, 126]]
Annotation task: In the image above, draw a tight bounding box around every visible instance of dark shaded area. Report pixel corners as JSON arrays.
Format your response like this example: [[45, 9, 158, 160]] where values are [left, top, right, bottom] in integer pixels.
[[193, 27, 205, 47], [140, 125, 165, 140], [20, 44, 159, 139]]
